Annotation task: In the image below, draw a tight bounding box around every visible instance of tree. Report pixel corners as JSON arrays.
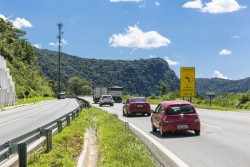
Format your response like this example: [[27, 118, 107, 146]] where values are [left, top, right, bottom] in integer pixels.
[[159, 80, 169, 96], [67, 77, 93, 96]]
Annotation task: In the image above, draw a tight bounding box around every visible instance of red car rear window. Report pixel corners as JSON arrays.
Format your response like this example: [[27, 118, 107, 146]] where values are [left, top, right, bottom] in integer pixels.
[[166, 105, 195, 115], [130, 98, 147, 103]]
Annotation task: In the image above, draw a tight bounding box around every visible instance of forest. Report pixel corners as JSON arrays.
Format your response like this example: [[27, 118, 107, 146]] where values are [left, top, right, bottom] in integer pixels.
[[0, 18, 53, 99], [36, 48, 250, 96], [35, 49, 180, 96]]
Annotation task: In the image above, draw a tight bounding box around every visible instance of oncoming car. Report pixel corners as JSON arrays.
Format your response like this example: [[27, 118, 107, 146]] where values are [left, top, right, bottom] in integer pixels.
[[99, 95, 114, 106], [151, 100, 200, 137], [123, 97, 151, 116]]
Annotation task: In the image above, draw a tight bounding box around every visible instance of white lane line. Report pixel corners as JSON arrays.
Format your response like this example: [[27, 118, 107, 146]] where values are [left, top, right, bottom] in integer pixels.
[[120, 117, 189, 167], [0, 110, 43, 127], [201, 123, 222, 129]]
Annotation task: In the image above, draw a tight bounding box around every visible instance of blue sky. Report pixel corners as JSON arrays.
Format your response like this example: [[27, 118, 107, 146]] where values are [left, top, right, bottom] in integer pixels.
[[0, 0, 249, 80]]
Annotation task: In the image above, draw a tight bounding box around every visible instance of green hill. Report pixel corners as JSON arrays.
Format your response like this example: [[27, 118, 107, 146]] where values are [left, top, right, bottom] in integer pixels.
[[196, 77, 250, 95], [35, 49, 250, 96], [0, 18, 54, 99], [35, 49, 180, 96]]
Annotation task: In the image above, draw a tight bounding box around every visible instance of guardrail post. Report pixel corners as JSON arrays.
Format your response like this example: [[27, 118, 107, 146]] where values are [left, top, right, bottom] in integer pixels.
[[76, 110, 79, 117], [72, 112, 75, 120], [46, 129, 52, 152], [18, 143, 27, 167], [66, 115, 71, 126], [57, 120, 63, 133]]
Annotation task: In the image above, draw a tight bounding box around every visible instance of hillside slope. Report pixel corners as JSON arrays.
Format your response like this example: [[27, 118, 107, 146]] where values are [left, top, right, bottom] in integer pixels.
[[0, 18, 54, 98], [196, 77, 250, 94], [35, 49, 180, 96]]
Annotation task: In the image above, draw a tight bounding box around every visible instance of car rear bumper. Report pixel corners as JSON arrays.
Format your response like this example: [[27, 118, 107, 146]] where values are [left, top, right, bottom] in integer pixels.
[[162, 122, 200, 132]]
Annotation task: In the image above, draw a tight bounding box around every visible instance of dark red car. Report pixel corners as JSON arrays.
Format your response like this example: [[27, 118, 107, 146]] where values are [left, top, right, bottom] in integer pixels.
[[123, 97, 151, 116], [151, 100, 200, 137]]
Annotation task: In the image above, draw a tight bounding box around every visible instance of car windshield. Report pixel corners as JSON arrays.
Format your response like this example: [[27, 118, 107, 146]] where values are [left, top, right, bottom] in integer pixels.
[[166, 105, 195, 115], [130, 98, 147, 103]]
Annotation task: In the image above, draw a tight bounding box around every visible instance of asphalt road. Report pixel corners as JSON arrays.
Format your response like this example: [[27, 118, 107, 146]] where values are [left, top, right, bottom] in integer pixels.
[[0, 98, 79, 145], [82, 96, 250, 167]]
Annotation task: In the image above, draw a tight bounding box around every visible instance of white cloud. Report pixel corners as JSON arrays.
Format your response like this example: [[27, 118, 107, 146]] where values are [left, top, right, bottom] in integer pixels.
[[219, 49, 232, 56], [33, 44, 42, 49], [149, 55, 157, 58], [12, 17, 33, 29], [155, 2, 160, 6], [231, 35, 241, 39], [139, 4, 146, 8], [213, 70, 229, 79], [165, 57, 179, 66], [183, 0, 203, 9], [0, 13, 32, 29], [110, 0, 142, 2], [183, 0, 247, 14], [0, 13, 8, 20], [109, 25, 170, 49], [202, 0, 247, 14], [49, 39, 68, 47]]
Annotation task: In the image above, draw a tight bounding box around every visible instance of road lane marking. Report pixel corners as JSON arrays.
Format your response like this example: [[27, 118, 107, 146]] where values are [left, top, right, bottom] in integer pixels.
[[0, 110, 43, 127], [201, 123, 222, 129], [120, 117, 189, 167]]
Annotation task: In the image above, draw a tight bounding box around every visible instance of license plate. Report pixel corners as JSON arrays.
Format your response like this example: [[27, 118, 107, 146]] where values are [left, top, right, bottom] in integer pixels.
[[137, 104, 143, 107], [177, 125, 188, 129]]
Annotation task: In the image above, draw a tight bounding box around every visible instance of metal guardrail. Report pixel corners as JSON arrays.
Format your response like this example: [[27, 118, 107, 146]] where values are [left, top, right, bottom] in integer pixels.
[[0, 97, 90, 166]]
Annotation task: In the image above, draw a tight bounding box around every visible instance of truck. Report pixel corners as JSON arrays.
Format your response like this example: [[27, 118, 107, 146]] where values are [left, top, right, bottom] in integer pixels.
[[93, 87, 108, 103], [107, 86, 123, 103], [93, 86, 123, 103]]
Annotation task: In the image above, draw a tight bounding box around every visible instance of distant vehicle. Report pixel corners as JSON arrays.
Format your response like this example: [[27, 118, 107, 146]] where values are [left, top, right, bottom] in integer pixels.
[[107, 86, 123, 103], [151, 100, 200, 137], [99, 95, 114, 106], [93, 86, 123, 103], [57, 92, 66, 99], [122, 97, 151, 117], [93, 87, 108, 103]]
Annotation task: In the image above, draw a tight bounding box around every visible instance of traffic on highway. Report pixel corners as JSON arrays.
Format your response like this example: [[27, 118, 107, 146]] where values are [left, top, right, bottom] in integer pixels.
[[82, 96, 250, 167], [1, 97, 250, 167]]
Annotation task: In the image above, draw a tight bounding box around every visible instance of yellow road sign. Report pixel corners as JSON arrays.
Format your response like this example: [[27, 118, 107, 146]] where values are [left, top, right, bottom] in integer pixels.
[[180, 67, 195, 97]]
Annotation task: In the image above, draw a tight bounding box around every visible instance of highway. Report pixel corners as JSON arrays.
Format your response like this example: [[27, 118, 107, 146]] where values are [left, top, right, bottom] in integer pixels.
[[82, 96, 250, 167], [0, 98, 79, 145]]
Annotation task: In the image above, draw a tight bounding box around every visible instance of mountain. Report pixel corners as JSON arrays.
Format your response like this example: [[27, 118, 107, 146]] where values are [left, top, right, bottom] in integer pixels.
[[196, 77, 250, 95], [35, 49, 180, 96], [0, 18, 54, 98]]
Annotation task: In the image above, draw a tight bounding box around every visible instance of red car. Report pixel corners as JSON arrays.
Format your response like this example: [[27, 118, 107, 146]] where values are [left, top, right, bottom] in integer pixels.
[[123, 97, 151, 116], [151, 100, 200, 137]]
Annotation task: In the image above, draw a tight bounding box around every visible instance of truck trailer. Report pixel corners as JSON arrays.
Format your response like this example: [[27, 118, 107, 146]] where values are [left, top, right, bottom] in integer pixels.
[[93, 86, 123, 103]]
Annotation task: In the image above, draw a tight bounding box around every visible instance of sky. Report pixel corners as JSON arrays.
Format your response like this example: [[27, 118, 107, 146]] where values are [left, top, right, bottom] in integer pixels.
[[0, 0, 249, 80]]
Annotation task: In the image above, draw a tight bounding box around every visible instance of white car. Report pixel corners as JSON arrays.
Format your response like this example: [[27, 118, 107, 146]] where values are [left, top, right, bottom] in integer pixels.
[[99, 95, 114, 106]]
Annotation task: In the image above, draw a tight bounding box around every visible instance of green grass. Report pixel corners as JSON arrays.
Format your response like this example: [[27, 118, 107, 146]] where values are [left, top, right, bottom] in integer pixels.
[[147, 97, 248, 111], [97, 110, 158, 167], [28, 107, 158, 167], [16, 97, 54, 105]]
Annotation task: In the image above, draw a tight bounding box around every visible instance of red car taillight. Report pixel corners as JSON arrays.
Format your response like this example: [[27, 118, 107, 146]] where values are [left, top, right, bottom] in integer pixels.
[[163, 116, 169, 123]]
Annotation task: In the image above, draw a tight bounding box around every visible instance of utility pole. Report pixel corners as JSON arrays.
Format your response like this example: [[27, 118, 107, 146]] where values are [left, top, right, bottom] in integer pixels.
[[57, 23, 63, 98]]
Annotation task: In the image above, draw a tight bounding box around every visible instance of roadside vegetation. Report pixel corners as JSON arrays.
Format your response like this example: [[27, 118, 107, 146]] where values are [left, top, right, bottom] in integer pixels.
[[123, 90, 250, 111], [149, 91, 250, 110], [28, 107, 158, 167]]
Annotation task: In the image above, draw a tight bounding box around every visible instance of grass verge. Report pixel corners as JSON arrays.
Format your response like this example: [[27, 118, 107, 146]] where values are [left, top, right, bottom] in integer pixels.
[[28, 107, 159, 167]]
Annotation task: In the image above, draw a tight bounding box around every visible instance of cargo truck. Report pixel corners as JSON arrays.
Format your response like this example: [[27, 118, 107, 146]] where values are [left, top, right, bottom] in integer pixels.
[[93, 86, 123, 103], [93, 87, 108, 103]]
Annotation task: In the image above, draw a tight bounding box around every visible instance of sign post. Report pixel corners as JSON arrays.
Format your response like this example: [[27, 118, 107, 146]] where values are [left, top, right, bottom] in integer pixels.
[[180, 67, 195, 98], [206, 92, 216, 106]]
